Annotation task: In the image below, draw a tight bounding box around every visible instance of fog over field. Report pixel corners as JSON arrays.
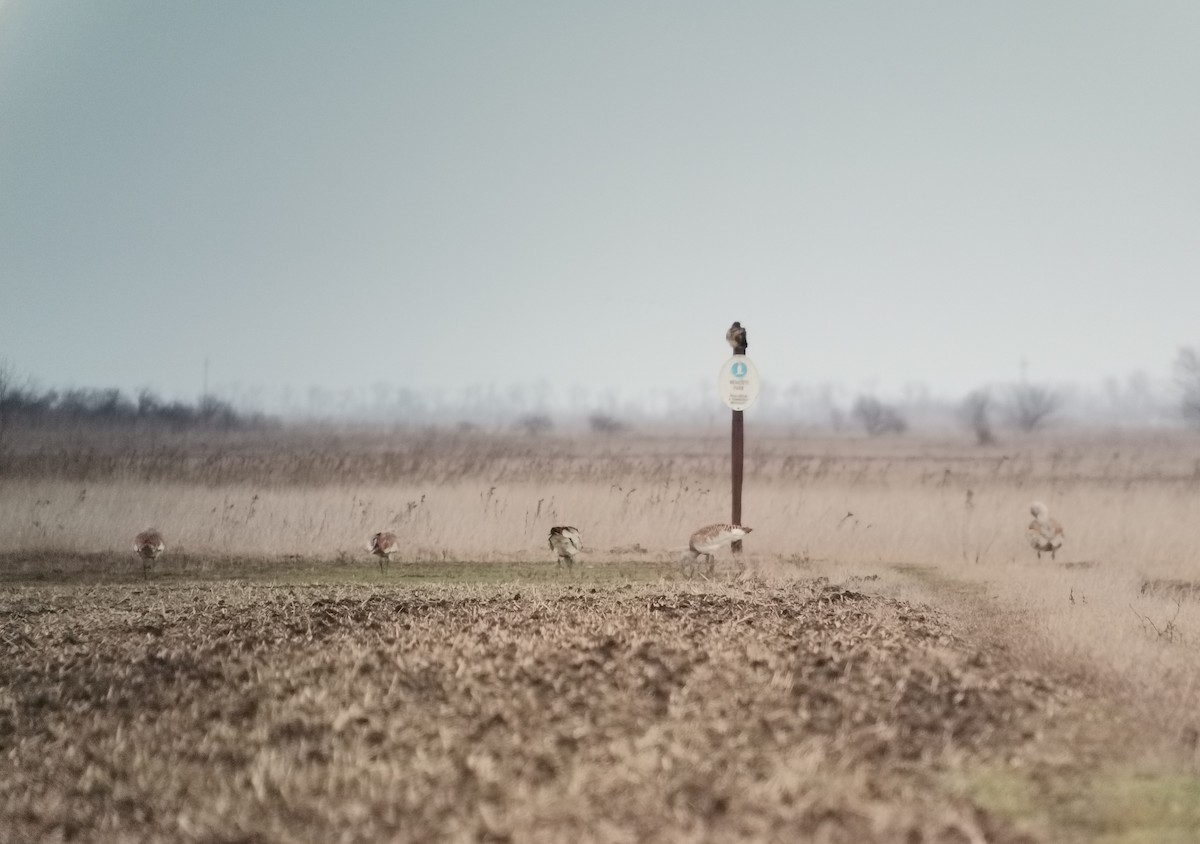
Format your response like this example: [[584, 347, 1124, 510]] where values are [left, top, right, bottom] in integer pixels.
[[2, 2, 1199, 414]]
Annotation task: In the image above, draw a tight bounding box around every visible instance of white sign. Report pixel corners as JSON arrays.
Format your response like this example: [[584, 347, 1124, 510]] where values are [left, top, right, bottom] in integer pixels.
[[718, 355, 761, 411]]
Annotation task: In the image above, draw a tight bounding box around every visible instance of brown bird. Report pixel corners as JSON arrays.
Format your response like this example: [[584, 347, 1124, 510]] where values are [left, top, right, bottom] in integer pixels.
[[726, 321, 748, 351], [548, 526, 583, 568], [682, 523, 752, 575], [370, 531, 400, 572], [133, 529, 165, 578], [1026, 502, 1064, 561]]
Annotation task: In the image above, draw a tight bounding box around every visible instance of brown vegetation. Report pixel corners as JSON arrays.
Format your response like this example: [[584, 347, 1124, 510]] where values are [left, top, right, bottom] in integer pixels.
[[0, 580, 1064, 843]]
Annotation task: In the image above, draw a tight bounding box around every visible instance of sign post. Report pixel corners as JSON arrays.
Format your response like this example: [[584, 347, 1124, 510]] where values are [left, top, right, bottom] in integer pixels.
[[718, 348, 760, 555], [732, 408, 743, 554]]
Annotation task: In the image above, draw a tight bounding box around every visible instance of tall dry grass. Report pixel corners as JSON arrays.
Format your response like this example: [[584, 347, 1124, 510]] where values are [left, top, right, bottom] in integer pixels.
[[2, 427, 1198, 566]]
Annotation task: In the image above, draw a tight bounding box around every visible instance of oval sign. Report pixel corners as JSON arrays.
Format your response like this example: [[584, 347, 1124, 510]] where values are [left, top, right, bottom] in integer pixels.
[[718, 355, 761, 411]]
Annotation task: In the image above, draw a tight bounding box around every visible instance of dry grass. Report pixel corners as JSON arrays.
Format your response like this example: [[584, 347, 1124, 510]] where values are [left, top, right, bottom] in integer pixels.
[[0, 579, 1064, 843], [3, 430, 1199, 563]]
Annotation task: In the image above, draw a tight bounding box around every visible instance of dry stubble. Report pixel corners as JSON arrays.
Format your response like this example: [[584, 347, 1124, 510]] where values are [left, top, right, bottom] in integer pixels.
[[0, 580, 1061, 843]]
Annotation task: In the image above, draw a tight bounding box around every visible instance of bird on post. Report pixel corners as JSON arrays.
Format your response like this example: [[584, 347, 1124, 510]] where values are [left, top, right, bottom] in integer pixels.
[[682, 523, 752, 575], [548, 526, 582, 568], [726, 321, 748, 352], [1026, 502, 1064, 561], [134, 529, 165, 578]]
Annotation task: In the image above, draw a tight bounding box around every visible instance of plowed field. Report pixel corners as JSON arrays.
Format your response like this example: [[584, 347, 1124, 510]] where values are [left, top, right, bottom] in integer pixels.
[[0, 578, 1067, 843]]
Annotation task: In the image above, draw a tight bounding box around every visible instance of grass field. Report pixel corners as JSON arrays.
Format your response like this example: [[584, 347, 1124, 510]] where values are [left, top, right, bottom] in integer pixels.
[[1, 426, 1198, 841]]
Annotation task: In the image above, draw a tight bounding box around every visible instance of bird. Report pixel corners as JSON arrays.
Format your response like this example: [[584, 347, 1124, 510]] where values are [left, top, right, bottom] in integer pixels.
[[548, 526, 583, 568], [682, 523, 752, 575], [370, 531, 400, 572], [133, 529, 165, 578], [1026, 502, 1064, 561], [726, 321, 748, 351]]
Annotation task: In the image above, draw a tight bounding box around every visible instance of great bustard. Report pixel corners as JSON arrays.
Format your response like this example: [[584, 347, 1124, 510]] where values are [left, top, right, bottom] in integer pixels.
[[682, 523, 752, 575], [548, 526, 582, 568], [1026, 502, 1064, 561], [134, 529, 165, 578], [370, 531, 400, 572], [726, 321, 748, 351]]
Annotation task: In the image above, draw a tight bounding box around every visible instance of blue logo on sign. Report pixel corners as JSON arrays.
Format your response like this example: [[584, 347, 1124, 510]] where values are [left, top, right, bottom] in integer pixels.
[[732, 362, 748, 378]]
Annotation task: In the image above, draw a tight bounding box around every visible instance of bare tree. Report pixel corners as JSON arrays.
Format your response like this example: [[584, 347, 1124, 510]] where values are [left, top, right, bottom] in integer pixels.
[[960, 389, 996, 445], [515, 414, 553, 436], [198, 395, 239, 428], [587, 413, 626, 435], [0, 358, 12, 402], [0, 358, 14, 461], [1174, 347, 1200, 429], [1009, 383, 1059, 433], [137, 388, 162, 418], [851, 396, 907, 436], [829, 406, 848, 432]]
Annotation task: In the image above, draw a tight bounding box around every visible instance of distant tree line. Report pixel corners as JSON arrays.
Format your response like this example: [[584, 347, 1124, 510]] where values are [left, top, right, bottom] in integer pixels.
[[847, 380, 1064, 442], [0, 381, 264, 432]]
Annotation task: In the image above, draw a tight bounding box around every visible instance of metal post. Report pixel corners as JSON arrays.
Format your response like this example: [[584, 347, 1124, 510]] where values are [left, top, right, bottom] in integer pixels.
[[731, 408, 744, 554], [731, 341, 746, 554]]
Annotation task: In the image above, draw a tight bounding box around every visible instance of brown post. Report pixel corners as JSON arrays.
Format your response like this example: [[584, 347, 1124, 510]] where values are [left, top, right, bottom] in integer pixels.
[[731, 341, 746, 554]]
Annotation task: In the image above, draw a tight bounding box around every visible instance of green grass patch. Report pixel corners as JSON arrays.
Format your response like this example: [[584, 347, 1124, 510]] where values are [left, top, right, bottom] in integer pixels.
[[953, 764, 1200, 844], [891, 562, 996, 600], [0, 552, 681, 587]]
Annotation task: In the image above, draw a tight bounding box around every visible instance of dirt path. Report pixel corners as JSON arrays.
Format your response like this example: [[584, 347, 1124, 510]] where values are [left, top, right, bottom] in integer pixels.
[[886, 563, 1200, 844]]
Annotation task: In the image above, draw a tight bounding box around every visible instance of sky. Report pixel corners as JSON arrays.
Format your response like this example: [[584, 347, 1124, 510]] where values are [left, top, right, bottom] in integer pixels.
[[2, 1, 1198, 412]]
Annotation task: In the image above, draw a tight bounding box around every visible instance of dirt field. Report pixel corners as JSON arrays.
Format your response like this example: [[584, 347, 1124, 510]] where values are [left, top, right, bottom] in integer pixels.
[[0, 572, 1056, 843]]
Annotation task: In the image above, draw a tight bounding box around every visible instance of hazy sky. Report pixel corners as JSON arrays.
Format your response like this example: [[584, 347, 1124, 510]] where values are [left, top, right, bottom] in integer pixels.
[[2, 1, 1198, 408]]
